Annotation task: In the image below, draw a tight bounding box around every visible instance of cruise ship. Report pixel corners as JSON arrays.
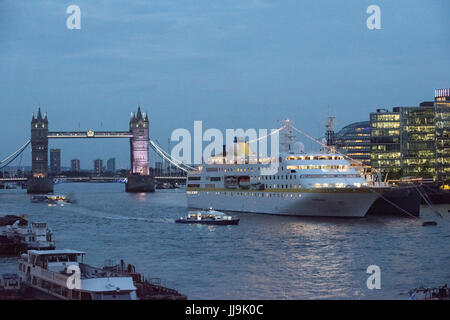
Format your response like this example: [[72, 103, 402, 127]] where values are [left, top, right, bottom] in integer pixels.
[[186, 121, 405, 218]]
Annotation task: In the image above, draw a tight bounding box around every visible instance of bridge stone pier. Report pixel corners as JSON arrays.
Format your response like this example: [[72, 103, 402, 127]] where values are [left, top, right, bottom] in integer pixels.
[[28, 106, 155, 194]]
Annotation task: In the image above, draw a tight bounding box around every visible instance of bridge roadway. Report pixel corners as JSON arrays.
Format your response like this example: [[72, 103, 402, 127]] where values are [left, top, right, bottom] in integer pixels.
[[0, 176, 186, 183], [47, 131, 133, 139]]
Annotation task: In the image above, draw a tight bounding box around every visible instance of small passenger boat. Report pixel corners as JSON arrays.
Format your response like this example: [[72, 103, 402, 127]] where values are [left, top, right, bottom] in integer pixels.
[[17, 249, 187, 300], [19, 249, 137, 300], [31, 194, 76, 204], [176, 209, 240, 225], [3, 220, 55, 250]]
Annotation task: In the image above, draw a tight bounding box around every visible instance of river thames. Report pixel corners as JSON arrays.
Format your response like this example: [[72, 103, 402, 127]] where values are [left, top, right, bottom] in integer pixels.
[[1, 183, 449, 299]]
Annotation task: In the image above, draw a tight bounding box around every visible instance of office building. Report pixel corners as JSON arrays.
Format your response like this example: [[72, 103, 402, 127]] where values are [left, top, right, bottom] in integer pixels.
[[335, 121, 371, 167], [370, 106, 436, 179], [370, 110, 401, 176], [400, 106, 435, 177], [50, 149, 61, 176], [107, 158, 116, 173], [369, 90, 447, 180], [71, 159, 80, 172], [94, 159, 103, 175], [435, 89, 450, 182]]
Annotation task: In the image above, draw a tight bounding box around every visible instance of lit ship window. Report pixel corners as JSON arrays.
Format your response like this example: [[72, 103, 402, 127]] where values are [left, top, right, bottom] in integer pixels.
[[286, 165, 349, 171], [286, 155, 345, 161]]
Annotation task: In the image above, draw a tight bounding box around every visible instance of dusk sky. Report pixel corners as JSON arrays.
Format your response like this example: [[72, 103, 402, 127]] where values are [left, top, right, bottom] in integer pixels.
[[1, 0, 449, 169]]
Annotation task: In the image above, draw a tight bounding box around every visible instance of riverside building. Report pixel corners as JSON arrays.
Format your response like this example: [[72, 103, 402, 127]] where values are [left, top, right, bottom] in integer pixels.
[[369, 88, 450, 181], [435, 89, 450, 182], [335, 121, 371, 167]]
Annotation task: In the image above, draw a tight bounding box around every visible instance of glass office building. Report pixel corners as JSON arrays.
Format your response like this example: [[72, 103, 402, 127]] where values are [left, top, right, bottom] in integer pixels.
[[368, 89, 450, 181], [435, 89, 450, 182], [370, 110, 401, 176], [335, 121, 371, 166], [400, 106, 435, 177], [370, 106, 436, 179]]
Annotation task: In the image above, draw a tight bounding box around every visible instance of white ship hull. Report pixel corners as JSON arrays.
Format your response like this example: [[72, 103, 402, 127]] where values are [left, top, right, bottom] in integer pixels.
[[186, 130, 385, 218], [187, 189, 380, 218]]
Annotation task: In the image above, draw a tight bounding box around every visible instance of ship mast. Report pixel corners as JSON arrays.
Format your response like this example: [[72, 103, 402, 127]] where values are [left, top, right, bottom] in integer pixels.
[[325, 116, 336, 154], [280, 119, 295, 153]]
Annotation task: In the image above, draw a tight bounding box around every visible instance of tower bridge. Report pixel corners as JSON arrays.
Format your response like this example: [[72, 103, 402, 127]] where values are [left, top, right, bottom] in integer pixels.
[[47, 131, 134, 139], [1, 106, 193, 193], [28, 106, 154, 194]]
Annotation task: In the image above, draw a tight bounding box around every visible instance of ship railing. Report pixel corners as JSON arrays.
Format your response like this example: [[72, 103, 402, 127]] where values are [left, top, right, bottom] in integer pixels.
[[79, 263, 121, 278], [38, 268, 71, 287], [140, 275, 183, 295]]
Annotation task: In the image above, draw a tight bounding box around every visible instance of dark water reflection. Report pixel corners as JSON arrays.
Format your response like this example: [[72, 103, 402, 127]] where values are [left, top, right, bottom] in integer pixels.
[[1, 183, 449, 299]]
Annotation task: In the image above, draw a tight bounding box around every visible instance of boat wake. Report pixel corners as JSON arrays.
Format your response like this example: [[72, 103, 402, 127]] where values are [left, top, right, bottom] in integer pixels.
[[102, 215, 174, 224], [58, 205, 175, 224]]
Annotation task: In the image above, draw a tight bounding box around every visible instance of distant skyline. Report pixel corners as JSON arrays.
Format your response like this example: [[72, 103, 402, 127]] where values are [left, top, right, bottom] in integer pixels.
[[1, 0, 449, 167]]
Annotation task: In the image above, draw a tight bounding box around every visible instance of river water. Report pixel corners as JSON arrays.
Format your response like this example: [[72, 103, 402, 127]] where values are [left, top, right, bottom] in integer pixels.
[[1, 183, 449, 299]]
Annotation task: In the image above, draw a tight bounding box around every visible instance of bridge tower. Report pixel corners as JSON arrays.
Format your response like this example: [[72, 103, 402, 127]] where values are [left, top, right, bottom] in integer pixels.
[[129, 106, 149, 175], [126, 106, 155, 192], [28, 108, 53, 193]]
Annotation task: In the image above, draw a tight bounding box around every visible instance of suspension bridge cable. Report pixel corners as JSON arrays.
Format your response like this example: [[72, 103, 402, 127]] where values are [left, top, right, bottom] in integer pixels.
[[149, 140, 195, 173], [0, 140, 30, 164], [0, 140, 31, 169], [152, 149, 189, 173], [149, 139, 185, 166], [149, 140, 196, 170]]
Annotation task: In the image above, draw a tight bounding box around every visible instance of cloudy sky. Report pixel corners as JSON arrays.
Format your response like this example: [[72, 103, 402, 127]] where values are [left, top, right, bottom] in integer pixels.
[[0, 0, 449, 169]]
